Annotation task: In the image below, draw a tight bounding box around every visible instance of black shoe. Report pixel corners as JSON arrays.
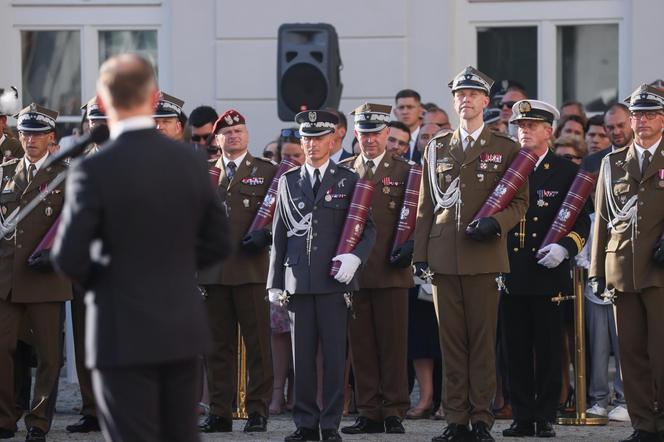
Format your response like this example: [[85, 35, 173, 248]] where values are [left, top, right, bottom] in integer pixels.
[[384, 416, 405, 434], [535, 421, 555, 438], [619, 429, 661, 442], [199, 414, 232, 433], [502, 420, 535, 437], [340, 416, 384, 434], [285, 427, 320, 441], [243, 412, 267, 432], [25, 427, 46, 442], [471, 422, 495, 442], [432, 423, 471, 442], [66, 415, 101, 433], [0, 428, 14, 439], [321, 429, 342, 441]]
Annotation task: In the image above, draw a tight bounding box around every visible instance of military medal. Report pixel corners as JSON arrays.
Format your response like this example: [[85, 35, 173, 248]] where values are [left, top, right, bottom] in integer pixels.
[[325, 194, 332, 202], [45, 206, 53, 216], [297, 201, 305, 209], [544, 163, 550, 170], [383, 162, 389, 168], [477, 174, 484, 182], [382, 186, 390, 195], [243, 198, 250, 208], [388, 201, 396, 210], [659, 169, 664, 187]]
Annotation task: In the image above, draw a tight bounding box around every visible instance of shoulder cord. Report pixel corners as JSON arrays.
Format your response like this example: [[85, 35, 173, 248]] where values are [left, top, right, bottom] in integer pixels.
[[426, 143, 462, 228], [600, 155, 638, 241]]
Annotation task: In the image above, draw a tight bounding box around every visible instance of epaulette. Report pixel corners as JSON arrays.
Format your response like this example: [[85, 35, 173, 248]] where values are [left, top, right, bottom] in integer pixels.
[[608, 145, 629, 157], [336, 163, 356, 173], [0, 158, 20, 168], [493, 131, 517, 143], [429, 130, 453, 149], [391, 154, 414, 165], [337, 156, 357, 166], [254, 156, 278, 166], [283, 165, 301, 175]]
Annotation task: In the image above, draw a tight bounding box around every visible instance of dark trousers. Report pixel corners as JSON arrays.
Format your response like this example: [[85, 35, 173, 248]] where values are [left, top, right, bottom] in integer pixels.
[[288, 293, 348, 431], [501, 294, 563, 422], [615, 288, 664, 433], [0, 299, 63, 433], [203, 283, 273, 419], [92, 358, 200, 442], [348, 287, 409, 420], [432, 273, 499, 427], [72, 292, 96, 416]]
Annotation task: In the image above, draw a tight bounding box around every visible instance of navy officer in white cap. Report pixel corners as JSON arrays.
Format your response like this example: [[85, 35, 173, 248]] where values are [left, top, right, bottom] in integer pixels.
[[268, 109, 376, 442]]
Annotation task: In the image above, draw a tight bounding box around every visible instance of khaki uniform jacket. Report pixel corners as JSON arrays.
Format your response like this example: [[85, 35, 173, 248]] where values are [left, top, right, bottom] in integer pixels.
[[340, 153, 414, 289], [198, 152, 276, 286], [590, 140, 664, 292], [413, 127, 529, 275], [0, 158, 72, 302], [0, 134, 24, 159]]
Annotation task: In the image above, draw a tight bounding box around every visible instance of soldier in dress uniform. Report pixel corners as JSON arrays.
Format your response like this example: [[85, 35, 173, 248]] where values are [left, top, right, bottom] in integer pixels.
[[198, 109, 275, 434], [64, 97, 107, 435], [500, 100, 591, 438], [267, 110, 376, 442], [338, 103, 412, 435], [0, 87, 23, 160], [590, 84, 664, 442], [413, 67, 529, 442], [0, 104, 71, 442], [153, 91, 186, 141]]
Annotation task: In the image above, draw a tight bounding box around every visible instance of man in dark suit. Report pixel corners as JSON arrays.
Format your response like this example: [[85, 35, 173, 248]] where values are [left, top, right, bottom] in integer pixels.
[[51, 53, 230, 442], [268, 109, 376, 442], [501, 100, 591, 438], [582, 103, 633, 174]]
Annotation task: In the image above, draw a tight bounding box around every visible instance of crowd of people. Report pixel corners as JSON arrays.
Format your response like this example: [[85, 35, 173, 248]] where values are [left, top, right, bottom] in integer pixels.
[[0, 57, 663, 442]]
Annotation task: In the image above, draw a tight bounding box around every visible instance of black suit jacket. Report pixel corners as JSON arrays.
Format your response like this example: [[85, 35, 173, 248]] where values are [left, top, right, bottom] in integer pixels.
[[581, 147, 612, 173], [52, 128, 230, 369], [504, 151, 591, 296]]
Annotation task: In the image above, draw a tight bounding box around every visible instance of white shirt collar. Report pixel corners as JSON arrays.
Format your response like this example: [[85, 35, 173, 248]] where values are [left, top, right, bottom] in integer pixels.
[[24, 152, 49, 173], [223, 151, 248, 169], [408, 126, 420, 154], [459, 124, 485, 150], [109, 116, 155, 140], [304, 159, 330, 185], [361, 150, 387, 169], [534, 149, 549, 170], [634, 138, 662, 160]]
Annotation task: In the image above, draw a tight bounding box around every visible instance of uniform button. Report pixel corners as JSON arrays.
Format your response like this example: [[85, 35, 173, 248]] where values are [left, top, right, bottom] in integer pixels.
[[313, 219, 318, 224], [18, 229, 23, 234], [639, 202, 644, 206], [532, 248, 537, 252], [638, 216, 643, 220], [228, 192, 232, 197], [640, 187, 646, 192], [533, 217, 539, 222], [313, 207, 318, 211], [513, 232, 519, 237], [532, 233, 537, 238], [513, 248, 519, 252], [313, 246, 318, 251], [312, 232, 318, 237], [461, 184, 466, 188], [16, 244, 22, 249]]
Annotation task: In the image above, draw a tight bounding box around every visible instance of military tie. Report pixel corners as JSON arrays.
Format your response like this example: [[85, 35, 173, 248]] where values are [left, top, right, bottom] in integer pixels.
[[313, 168, 321, 196], [641, 150, 651, 179], [465, 135, 475, 151], [226, 161, 237, 182], [365, 159, 375, 180], [27, 163, 36, 184]]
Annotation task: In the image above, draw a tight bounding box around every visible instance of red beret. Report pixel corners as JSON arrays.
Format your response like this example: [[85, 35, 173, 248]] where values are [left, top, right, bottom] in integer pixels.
[[213, 109, 246, 133]]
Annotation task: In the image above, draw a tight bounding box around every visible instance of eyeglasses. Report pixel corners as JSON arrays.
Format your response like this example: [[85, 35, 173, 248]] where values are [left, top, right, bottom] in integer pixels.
[[500, 101, 516, 109], [388, 137, 410, 148], [561, 153, 582, 161], [280, 128, 301, 139], [191, 133, 212, 142], [629, 111, 662, 121]]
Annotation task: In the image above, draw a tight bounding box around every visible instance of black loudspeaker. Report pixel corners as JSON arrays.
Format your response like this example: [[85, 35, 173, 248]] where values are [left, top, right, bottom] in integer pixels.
[[277, 23, 343, 122]]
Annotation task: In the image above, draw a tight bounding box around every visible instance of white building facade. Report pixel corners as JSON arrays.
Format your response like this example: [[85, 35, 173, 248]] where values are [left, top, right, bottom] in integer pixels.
[[1, 0, 662, 153]]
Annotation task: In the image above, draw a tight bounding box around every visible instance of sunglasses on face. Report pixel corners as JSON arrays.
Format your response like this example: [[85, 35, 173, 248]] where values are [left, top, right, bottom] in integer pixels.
[[191, 133, 212, 142], [500, 101, 516, 109]]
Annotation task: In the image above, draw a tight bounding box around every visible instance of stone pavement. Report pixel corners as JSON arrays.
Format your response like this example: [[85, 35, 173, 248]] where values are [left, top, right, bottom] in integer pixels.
[[4, 381, 633, 441]]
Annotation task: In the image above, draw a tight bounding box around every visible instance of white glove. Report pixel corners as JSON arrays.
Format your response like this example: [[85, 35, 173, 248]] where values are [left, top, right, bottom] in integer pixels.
[[537, 243, 569, 269], [332, 253, 362, 285], [575, 253, 590, 269], [267, 288, 283, 304]]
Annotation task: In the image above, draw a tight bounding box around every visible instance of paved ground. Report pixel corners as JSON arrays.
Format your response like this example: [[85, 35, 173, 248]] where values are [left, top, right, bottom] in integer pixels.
[[4, 381, 633, 441]]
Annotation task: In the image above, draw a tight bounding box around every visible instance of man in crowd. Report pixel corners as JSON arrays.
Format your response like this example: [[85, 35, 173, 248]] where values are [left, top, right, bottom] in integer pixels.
[[559, 100, 587, 123], [52, 53, 230, 442], [394, 89, 423, 160], [268, 109, 376, 442], [0, 103, 71, 442], [326, 108, 352, 163], [339, 103, 413, 436], [198, 109, 275, 434], [423, 106, 452, 131], [154, 91, 186, 140], [501, 99, 590, 438], [188, 105, 220, 162], [0, 87, 23, 160], [385, 121, 411, 157], [416, 122, 446, 159], [556, 115, 586, 140], [583, 103, 634, 173], [414, 66, 528, 442], [586, 114, 611, 153], [590, 84, 664, 442]]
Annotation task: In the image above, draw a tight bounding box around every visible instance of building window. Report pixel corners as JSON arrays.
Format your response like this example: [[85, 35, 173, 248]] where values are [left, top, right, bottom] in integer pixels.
[[21, 30, 82, 119], [558, 24, 619, 112], [477, 26, 538, 99], [98, 30, 158, 73]]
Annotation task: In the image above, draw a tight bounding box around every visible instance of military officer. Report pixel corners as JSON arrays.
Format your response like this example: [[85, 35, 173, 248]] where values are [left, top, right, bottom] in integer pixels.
[[413, 67, 528, 442], [267, 110, 376, 442], [64, 97, 107, 435], [153, 91, 186, 140], [501, 100, 591, 438], [590, 84, 664, 442], [0, 104, 71, 442], [338, 103, 412, 435], [198, 109, 275, 433], [0, 87, 23, 160]]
